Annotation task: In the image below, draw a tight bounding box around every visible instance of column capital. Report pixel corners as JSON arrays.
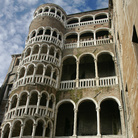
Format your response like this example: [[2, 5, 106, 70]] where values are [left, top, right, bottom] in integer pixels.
[[74, 108, 78, 113], [119, 106, 123, 111], [96, 107, 100, 111]]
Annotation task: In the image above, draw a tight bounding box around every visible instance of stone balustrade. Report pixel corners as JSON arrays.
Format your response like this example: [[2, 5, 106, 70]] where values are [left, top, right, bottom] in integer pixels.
[[4, 105, 54, 121], [60, 76, 118, 90], [66, 18, 108, 29], [64, 38, 112, 49]]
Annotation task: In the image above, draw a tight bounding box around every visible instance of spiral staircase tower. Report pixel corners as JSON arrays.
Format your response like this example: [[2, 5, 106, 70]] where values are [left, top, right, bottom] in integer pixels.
[[1, 3, 66, 138]]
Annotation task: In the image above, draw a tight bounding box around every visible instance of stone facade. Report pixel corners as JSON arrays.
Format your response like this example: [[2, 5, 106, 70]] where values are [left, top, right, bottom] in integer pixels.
[[0, 1, 137, 138]]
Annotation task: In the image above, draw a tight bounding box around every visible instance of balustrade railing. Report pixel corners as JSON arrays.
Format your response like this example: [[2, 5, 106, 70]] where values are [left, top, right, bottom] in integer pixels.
[[19, 54, 60, 67], [25, 35, 62, 48], [66, 18, 108, 29], [12, 75, 57, 90], [60, 80, 76, 90], [64, 38, 112, 49], [59, 76, 118, 90], [79, 78, 96, 88], [4, 105, 54, 121]]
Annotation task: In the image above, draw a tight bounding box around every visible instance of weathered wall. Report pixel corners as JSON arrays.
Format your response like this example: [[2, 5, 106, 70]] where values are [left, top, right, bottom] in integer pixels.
[[112, 0, 138, 137]]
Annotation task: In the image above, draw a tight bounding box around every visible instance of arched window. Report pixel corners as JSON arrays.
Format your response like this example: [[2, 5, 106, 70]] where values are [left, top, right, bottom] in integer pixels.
[[66, 33, 77, 43], [19, 67, 25, 78], [57, 10, 61, 17], [50, 8, 55, 13], [56, 102, 74, 136], [80, 16, 93, 22], [32, 45, 39, 55], [37, 29, 43, 36], [53, 31, 57, 38], [36, 64, 44, 75], [45, 122, 52, 137], [38, 9, 43, 14], [41, 44, 48, 54], [97, 53, 115, 77], [45, 66, 52, 77], [45, 29, 51, 35], [77, 100, 97, 135], [25, 48, 31, 57], [27, 64, 34, 76], [11, 95, 17, 109], [19, 92, 27, 106], [44, 7, 49, 12], [12, 121, 21, 137], [100, 99, 121, 135], [61, 57, 76, 81], [29, 92, 38, 105], [49, 95, 55, 109], [49, 46, 55, 56], [79, 54, 95, 79], [23, 120, 33, 136], [40, 92, 48, 106], [31, 31, 36, 38], [96, 30, 109, 39], [95, 13, 107, 20], [35, 120, 44, 136], [80, 31, 94, 41], [53, 69, 58, 80], [67, 18, 79, 24], [3, 124, 10, 138]]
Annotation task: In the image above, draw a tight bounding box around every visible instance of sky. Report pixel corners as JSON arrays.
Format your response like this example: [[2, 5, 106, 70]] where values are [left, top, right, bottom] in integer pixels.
[[0, 0, 108, 86]]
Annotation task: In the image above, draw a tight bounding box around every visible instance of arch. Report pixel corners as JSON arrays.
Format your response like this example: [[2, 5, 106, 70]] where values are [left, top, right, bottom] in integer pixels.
[[30, 30, 36, 38], [2, 123, 11, 138], [44, 6, 50, 12], [29, 90, 39, 105], [62, 55, 77, 63], [67, 17, 79, 24], [45, 120, 53, 137], [56, 101, 74, 136], [98, 96, 122, 107], [79, 53, 95, 79], [10, 94, 18, 109], [49, 45, 55, 56], [50, 7, 56, 13], [65, 32, 78, 43], [32, 44, 40, 54], [45, 65, 52, 77], [80, 15, 93, 22], [35, 119, 45, 136], [49, 94, 56, 109], [40, 91, 49, 106], [26, 64, 34, 76], [95, 28, 110, 39], [23, 119, 34, 136], [99, 97, 122, 135], [12, 120, 22, 137], [25, 47, 31, 57], [61, 56, 76, 81], [38, 8, 43, 14], [96, 50, 114, 59], [19, 67, 25, 78], [37, 27, 44, 36], [77, 98, 97, 135], [53, 68, 59, 80], [55, 49, 61, 59], [45, 27, 51, 35], [95, 12, 108, 20], [19, 91, 28, 106], [97, 52, 115, 77], [40, 43, 48, 54], [36, 63, 44, 75], [57, 10, 61, 17]]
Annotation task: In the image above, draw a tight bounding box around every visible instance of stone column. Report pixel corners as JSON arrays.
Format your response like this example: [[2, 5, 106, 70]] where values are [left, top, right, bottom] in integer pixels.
[[23, 69, 27, 84], [24, 94, 30, 114], [50, 30, 54, 41], [96, 107, 101, 136], [119, 106, 126, 135], [113, 57, 118, 84], [8, 100, 12, 111], [14, 97, 20, 116], [32, 66, 37, 83], [94, 31, 96, 45], [8, 126, 13, 138], [42, 125, 46, 138], [37, 47, 42, 60], [73, 108, 78, 136], [53, 50, 57, 63], [46, 97, 50, 115], [1, 130, 4, 138], [76, 60, 79, 88], [94, 59, 99, 86], [42, 67, 46, 83], [29, 48, 33, 61], [19, 124, 24, 138], [3, 85, 9, 99], [77, 34, 80, 47], [46, 48, 50, 60], [53, 109, 58, 137], [35, 95, 41, 115], [50, 70, 54, 85], [32, 124, 37, 137]]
